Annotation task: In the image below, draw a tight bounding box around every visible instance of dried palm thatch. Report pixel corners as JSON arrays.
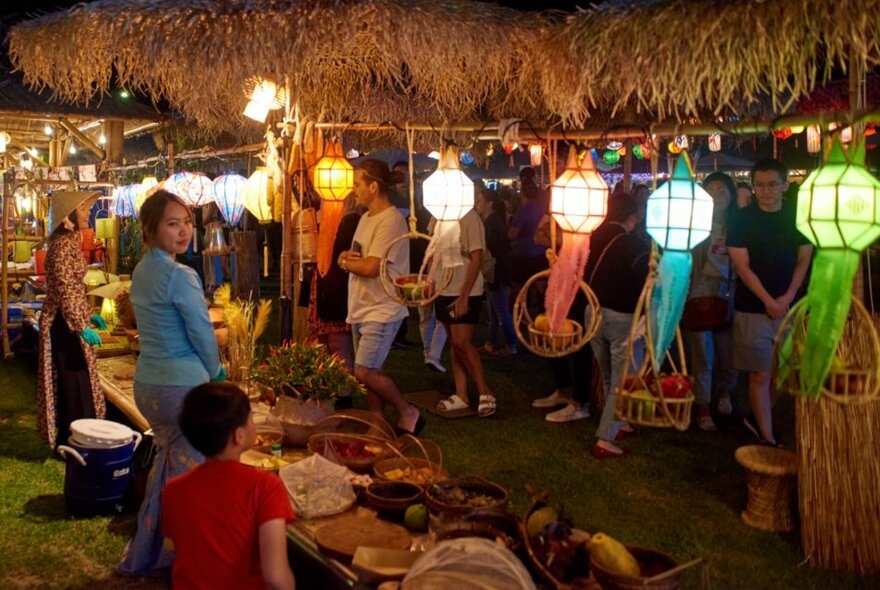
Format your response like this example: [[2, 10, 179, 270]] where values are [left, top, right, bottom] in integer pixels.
[[539, 0, 880, 127], [8, 0, 547, 134]]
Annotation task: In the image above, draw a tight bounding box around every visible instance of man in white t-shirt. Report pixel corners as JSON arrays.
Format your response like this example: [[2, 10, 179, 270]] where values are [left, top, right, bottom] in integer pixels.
[[433, 208, 497, 417], [337, 160, 423, 436]]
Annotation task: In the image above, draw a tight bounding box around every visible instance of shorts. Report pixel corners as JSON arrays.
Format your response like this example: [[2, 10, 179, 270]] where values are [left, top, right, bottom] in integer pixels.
[[435, 295, 483, 325], [732, 312, 785, 372], [352, 319, 403, 370]]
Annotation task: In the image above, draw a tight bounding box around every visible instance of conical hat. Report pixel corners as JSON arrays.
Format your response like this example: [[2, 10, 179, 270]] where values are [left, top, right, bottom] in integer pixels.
[[48, 191, 101, 233]]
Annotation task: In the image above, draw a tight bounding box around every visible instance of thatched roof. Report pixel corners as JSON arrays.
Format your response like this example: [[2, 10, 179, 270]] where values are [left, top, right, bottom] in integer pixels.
[[7, 0, 880, 139]]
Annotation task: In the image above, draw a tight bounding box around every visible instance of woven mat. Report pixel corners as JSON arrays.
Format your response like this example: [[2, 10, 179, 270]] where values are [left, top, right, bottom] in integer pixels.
[[405, 389, 476, 419]]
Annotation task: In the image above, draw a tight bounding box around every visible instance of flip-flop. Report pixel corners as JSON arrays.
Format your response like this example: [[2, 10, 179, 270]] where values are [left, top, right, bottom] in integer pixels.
[[436, 396, 469, 413], [477, 394, 497, 417]]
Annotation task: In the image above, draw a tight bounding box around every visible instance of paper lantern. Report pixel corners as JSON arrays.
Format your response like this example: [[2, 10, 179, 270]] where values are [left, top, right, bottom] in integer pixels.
[[790, 125, 805, 134], [313, 140, 354, 202], [100, 297, 117, 327], [807, 125, 822, 154], [166, 172, 213, 208], [243, 78, 284, 123], [529, 144, 543, 167], [114, 185, 138, 218], [646, 152, 714, 251], [797, 139, 880, 251], [164, 172, 195, 201], [606, 141, 623, 151], [211, 174, 246, 226], [708, 133, 722, 152], [667, 141, 682, 155], [0, 132, 9, 153], [674, 135, 690, 149], [551, 146, 608, 234], [632, 144, 644, 160], [242, 167, 274, 223], [602, 150, 620, 165], [639, 143, 652, 159], [95, 217, 118, 241], [137, 175, 160, 211], [422, 146, 474, 221], [840, 126, 853, 144]]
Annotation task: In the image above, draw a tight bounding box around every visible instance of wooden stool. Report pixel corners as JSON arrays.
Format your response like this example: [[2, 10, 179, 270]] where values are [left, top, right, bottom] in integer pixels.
[[735, 445, 798, 532]]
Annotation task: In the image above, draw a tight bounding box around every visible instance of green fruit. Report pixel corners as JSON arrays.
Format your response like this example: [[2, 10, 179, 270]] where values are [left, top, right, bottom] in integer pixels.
[[526, 506, 558, 538], [404, 503, 428, 532], [589, 533, 641, 577]]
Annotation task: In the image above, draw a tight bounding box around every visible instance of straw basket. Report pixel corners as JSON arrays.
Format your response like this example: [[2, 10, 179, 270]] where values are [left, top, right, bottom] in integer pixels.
[[513, 269, 601, 358], [773, 297, 880, 405], [614, 276, 693, 431], [735, 445, 798, 532], [379, 232, 452, 307], [590, 546, 686, 590]]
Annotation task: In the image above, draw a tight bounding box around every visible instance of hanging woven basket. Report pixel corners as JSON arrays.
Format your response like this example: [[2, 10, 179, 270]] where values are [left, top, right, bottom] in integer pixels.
[[379, 231, 452, 307], [614, 274, 694, 431], [773, 296, 880, 405], [513, 269, 601, 358]]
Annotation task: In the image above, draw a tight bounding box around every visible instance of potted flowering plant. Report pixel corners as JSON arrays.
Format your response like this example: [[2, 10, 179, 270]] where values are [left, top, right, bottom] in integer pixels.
[[251, 341, 364, 445]]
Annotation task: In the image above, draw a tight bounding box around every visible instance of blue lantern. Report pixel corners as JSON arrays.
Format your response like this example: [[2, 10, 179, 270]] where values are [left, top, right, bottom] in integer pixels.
[[114, 185, 138, 218], [212, 174, 247, 226]]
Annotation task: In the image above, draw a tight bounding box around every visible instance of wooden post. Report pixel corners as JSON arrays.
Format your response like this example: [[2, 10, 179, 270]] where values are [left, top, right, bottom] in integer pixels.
[[1, 170, 12, 358], [103, 120, 125, 164], [231, 230, 259, 302]]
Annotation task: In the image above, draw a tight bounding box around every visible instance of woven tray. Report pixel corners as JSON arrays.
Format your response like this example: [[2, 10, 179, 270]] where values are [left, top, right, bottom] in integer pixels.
[[314, 516, 411, 563]]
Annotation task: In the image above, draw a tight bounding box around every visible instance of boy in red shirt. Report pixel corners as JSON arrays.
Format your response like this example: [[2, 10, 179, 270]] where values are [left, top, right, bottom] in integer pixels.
[[163, 383, 296, 590]]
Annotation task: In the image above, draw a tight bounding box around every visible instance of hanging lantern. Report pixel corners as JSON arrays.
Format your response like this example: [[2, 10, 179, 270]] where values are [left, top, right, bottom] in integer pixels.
[[211, 174, 246, 226], [137, 175, 160, 212], [423, 146, 474, 221], [840, 126, 853, 144], [114, 185, 138, 218], [640, 143, 652, 159], [243, 167, 274, 276], [460, 150, 475, 166], [14, 184, 37, 218], [100, 297, 117, 327], [606, 141, 623, 151], [632, 144, 644, 160], [807, 125, 822, 154], [184, 174, 214, 208], [645, 152, 714, 362], [551, 146, 608, 233], [0, 131, 9, 153], [772, 128, 793, 140], [243, 78, 284, 123], [603, 150, 620, 165], [792, 139, 880, 398], [164, 171, 195, 200], [529, 144, 543, 167], [667, 141, 682, 155], [790, 125, 805, 134], [617, 146, 627, 157], [674, 135, 690, 150], [313, 140, 354, 202], [708, 133, 722, 152]]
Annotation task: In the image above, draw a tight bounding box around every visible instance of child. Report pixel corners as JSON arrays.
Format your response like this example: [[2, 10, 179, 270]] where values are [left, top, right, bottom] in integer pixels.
[[163, 383, 296, 590]]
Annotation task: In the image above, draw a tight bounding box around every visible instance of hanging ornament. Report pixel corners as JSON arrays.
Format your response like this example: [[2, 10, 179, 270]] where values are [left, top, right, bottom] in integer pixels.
[[667, 141, 682, 155], [313, 139, 354, 277], [606, 141, 623, 151], [529, 144, 543, 167], [772, 128, 793, 140], [603, 150, 620, 165], [790, 125, 805, 134], [640, 143, 652, 159], [460, 150, 475, 166], [211, 174, 247, 226], [674, 135, 690, 150], [806, 125, 822, 154], [632, 144, 644, 160], [503, 144, 514, 156], [708, 133, 722, 152], [645, 152, 714, 361], [780, 139, 880, 398], [840, 126, 853, 143], [617, 146, 627, 157]]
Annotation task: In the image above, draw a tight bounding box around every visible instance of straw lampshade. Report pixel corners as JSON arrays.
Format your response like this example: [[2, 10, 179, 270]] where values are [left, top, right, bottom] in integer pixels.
[[313, 140, 354, 202], [243, 78, 285, 123], [551, 147, 608, 234], [646, 152, 714, 250], [423, 145, 474, 221], [212, 174, 246, 226]]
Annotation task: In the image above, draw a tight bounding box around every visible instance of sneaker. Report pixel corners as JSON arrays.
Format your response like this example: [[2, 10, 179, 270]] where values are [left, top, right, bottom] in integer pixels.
[[717, 396, 733, 416], [697, 415, 717, 431], [424, 359, 446, 373], [532, 390, 568, 408], [545, 404, 590, 423]]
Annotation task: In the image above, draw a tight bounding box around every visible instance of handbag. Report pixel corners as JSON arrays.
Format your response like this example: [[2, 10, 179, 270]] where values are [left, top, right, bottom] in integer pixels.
[[680, 264, 733, 332]]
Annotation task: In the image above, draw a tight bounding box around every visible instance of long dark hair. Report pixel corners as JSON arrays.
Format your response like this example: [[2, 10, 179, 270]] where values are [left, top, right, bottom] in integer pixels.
[[702, 171, 737, 224]]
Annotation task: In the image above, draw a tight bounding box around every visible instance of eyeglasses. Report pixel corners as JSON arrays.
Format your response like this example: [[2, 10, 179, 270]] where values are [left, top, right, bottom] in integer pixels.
[[753, 181, 782, 190]]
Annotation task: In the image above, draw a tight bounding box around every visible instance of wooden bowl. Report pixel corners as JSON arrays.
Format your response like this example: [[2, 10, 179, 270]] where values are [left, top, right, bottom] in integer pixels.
[[425, 475, 509, 516], [590, 546, 680, 590], [365, 481, 424, 512]]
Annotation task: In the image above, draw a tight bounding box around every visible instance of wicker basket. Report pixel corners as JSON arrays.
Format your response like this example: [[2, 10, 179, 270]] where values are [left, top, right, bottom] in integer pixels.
[[590, 546, 682, 590], [374, 457, 448, 487], [308, 433, 391, 473], [379, 232, 452, 307], [425, 475, 509, 516], [735, 445, 798, 532]]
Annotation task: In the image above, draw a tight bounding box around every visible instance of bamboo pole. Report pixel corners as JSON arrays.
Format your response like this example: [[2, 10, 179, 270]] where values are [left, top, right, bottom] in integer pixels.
[[1, 170, 12, 358], [57, 117, 105, 159]]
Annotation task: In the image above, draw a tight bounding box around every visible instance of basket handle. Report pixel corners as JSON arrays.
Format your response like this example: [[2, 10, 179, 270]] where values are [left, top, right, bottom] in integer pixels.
[[647, 557, 703, 582]]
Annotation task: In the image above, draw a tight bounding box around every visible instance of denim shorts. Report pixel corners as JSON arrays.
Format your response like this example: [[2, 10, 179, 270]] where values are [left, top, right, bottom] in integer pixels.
[[352, 320, 403, 370]]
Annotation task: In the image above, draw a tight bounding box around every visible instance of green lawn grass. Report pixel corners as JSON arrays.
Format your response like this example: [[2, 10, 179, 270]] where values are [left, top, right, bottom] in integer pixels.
[[1, 305, 879, 589]]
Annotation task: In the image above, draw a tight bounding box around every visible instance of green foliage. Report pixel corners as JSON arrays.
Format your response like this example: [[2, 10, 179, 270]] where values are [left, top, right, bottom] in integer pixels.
[[118, 217, 142, 274], [251, 341, 365, 402]]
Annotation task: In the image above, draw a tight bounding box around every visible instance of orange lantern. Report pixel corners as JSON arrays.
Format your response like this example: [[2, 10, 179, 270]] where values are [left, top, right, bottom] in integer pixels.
[[313, 140, 354, 276]]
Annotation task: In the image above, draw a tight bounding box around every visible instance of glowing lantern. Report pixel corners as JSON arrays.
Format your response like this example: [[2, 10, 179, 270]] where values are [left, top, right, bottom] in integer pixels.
[[639, 143, 652, 159], [211, 174, 246, 226], [243, 167, 274, 276], [645, 152, 714, 362], [708, 133, 722, 152], [840, 126, 853, 143], [137, 175, 159, 212], [792, 139, 880, 397], [603, 150, 620, 165], [674, 135, 690, 150], [313, 140, 354, 202], [617, 146, 627, 157], [95, 217, 117, 241], [114, 185, 138, 218], [529, 144, 543, 167], [423, 145, 474, 221], [100, 297, 117, 327], [184, 174, 214, 208], [606, 141, 623, 151], [632, 144, 644, 160], [790, 125, 805, 134], [807, 125, 822, 154], [0, 132, 9, 153], [551, 146, 608, 234], [460, 150, 475, 166], [164, 172, 195, 200], [243, 78, 284, 123], [667, 141, 682, 155]]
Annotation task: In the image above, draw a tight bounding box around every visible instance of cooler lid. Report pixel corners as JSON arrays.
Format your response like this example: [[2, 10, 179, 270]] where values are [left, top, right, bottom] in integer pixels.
[[69, 419, 135, 447]]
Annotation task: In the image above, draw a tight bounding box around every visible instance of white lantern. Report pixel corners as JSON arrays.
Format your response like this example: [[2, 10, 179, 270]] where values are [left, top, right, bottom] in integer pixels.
[[708, 133, 722, 152], [243, 79, 283, 123], [551, 147, 608, 234], [0, 132, 9, 153], [137, 175, 160, 212], [529, 144, 543, 168], [212, 174, 247, 226], [422, 146, 474, 221], [645, 152, 714, 251], [242, 167, 273, 223], [807, 125, 822, 154]]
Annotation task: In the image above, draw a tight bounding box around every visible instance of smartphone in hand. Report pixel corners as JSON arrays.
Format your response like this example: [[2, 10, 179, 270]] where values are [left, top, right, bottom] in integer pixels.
[[352, 241, 363, 255]]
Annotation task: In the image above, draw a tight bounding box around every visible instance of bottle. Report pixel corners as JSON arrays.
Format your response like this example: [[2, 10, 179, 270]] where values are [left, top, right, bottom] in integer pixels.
[[270, 443, 282, 458]]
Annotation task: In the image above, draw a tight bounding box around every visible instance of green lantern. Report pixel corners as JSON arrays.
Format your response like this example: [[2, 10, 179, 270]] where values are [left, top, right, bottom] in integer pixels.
[[603, 150, 620, 165], [786, 139, 880, 398]]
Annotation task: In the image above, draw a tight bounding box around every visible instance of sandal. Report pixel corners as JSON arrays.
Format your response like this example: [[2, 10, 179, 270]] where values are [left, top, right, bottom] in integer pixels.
[[478, 394, 497, 417], [436, 396, 469, 413]]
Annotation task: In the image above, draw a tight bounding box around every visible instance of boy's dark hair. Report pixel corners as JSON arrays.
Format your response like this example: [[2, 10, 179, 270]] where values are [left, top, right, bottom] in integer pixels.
[[607, 191, 640, 223], [179, 382, 250, 457], [750, 158, 788, 181]]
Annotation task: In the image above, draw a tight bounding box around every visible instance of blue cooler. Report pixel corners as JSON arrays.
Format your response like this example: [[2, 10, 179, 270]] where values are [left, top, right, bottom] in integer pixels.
[[57, 419, 142, 517]]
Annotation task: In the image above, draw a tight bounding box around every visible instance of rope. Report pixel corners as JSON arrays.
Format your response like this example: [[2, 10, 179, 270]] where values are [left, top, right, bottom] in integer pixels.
[[406, 123, 417, 235]]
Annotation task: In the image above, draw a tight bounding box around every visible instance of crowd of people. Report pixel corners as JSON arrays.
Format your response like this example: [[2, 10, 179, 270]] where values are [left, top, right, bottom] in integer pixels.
[[35, 154, 810, 587]]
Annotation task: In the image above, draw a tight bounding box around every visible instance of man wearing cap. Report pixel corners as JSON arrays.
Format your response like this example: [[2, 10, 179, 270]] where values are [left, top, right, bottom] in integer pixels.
[[37, 191, 107, 449]]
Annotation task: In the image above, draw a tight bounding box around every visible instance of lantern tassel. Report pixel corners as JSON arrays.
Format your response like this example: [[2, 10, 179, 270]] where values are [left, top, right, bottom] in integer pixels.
[[797, 249, 860, 398], [316, 201, 345, 277], [544, 233, 590, 333], [263, 239, 269, 278], [649, 250, 692, 362]]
